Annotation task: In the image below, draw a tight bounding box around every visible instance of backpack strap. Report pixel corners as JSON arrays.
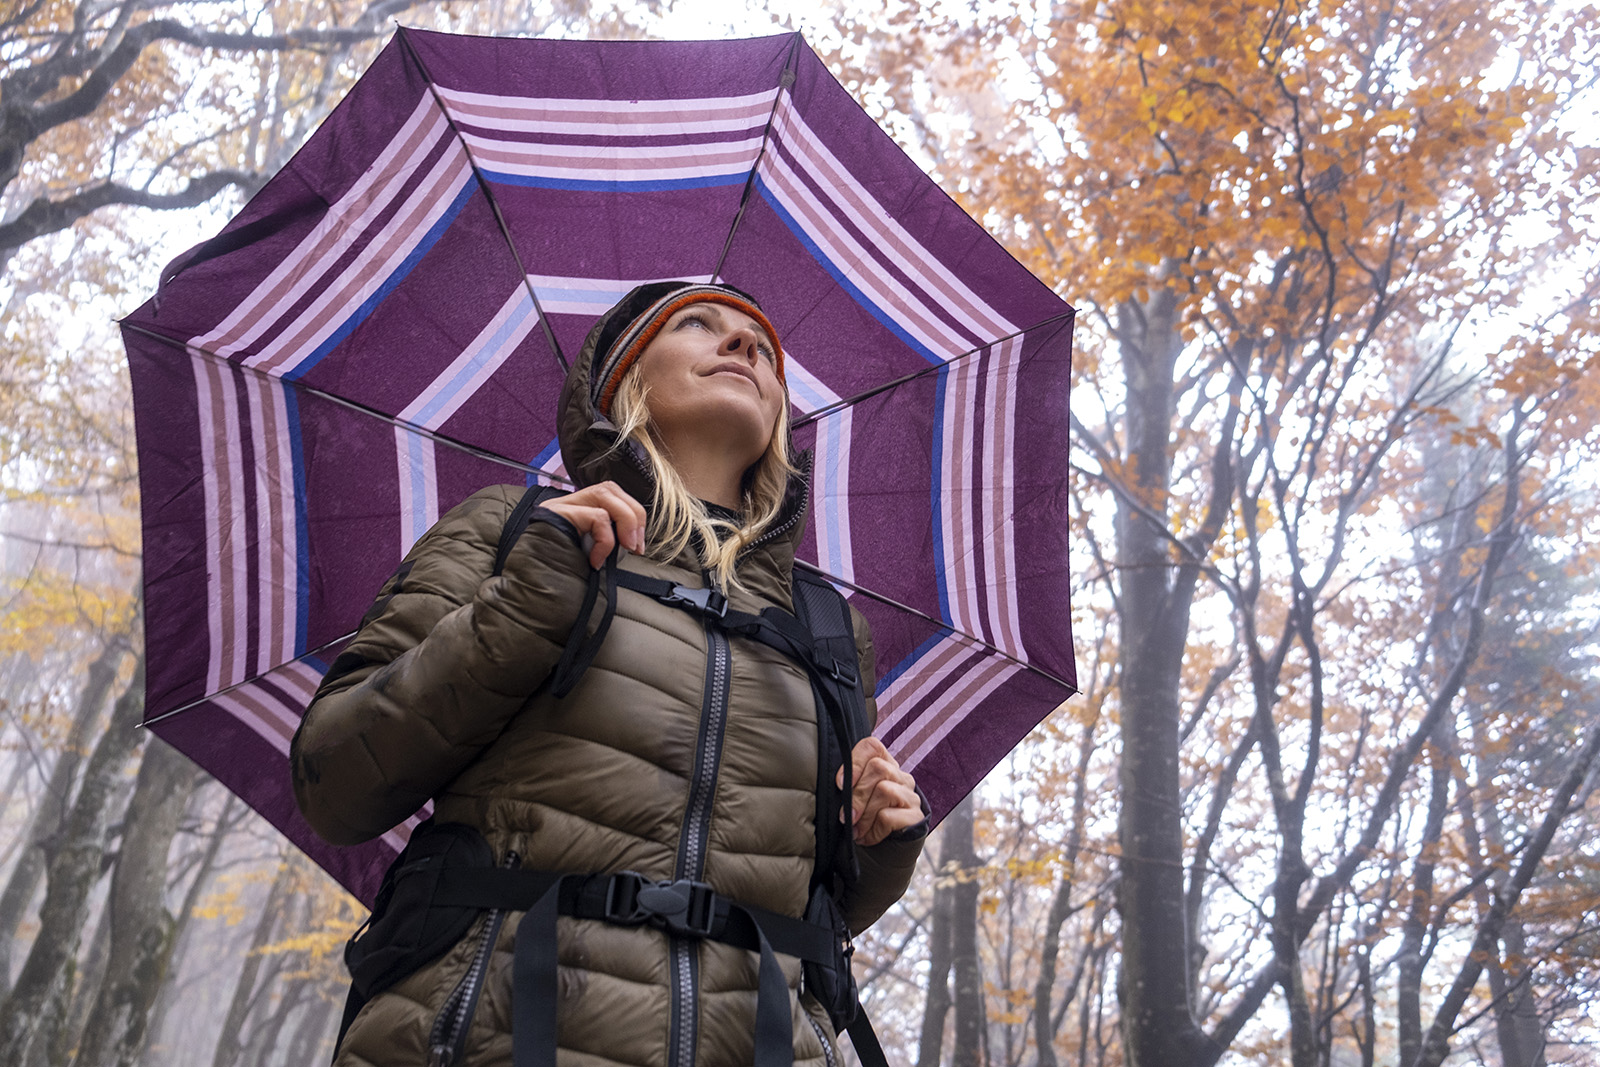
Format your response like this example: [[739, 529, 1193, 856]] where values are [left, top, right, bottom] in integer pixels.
[[493, 484, 566, 577]]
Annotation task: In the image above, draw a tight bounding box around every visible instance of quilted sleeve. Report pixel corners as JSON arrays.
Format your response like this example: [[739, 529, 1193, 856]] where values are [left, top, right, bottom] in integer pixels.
[[842, 605, 928, 933], [290, 485, 593, 845]]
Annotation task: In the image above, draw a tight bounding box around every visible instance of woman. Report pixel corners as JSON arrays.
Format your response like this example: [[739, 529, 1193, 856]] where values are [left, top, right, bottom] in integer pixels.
[[291, 281, 926, 1067]]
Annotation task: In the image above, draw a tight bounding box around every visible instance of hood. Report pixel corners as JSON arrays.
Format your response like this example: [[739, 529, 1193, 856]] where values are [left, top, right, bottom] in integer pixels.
[[555, 284, 814, 588]]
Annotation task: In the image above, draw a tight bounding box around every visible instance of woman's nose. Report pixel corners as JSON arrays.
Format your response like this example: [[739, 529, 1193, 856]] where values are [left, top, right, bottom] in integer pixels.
[[722, 328, 760, 361]]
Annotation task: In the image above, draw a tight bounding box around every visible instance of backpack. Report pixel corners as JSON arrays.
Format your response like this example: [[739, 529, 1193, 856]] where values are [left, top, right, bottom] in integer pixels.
[[338, 484, 892, 1067]]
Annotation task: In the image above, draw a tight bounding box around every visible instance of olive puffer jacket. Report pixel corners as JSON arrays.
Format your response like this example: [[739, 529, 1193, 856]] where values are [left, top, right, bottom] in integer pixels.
[[290, 305, 925, 1067]]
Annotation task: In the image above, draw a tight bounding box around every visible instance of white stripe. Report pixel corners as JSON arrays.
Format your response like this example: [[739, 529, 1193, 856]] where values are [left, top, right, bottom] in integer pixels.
[[984, 339, 1026, 662], [213, 687, 298, 757], [395, 430, 438, 556], [380, 806, 433, 854], [191, 352, 226, 696], [461, 131, 763, 181], [944, 356, 984, 641], [276, 659, 324, 705], [758, 147, 969, 360], [245, 372, 275, 678], [528, 273, 714, 317], [217, 364, 249, 690], [400, 288, 539, 430], [898, 658, 1022, 772], [248, 144, 473, 376], [193, 99, 447, 356], [539, 444, 568, 485], [270, 377, 299, 667], [874, 636, 983, 738], [770, 98, 1019, 343], [436, 85, 779, 136]]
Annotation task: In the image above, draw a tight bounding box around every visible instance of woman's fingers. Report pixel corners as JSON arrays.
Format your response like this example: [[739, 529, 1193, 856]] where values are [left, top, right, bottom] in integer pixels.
[[836, 737, 921, 846], [544, 482, 647, 568]]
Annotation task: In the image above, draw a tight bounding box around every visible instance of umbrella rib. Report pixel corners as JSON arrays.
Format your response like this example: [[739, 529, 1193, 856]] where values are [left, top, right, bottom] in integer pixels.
[[793, 560, 1079, 694], [710, 32, 803, 283], [141, 628, 359, 728], [792, 310, 1075, 428], [121, 322, 576, 485], [395, 26, 570, 372]]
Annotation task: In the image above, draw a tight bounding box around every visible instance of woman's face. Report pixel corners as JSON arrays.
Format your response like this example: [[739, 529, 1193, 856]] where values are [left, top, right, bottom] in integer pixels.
[[632, 300, 785, 470]]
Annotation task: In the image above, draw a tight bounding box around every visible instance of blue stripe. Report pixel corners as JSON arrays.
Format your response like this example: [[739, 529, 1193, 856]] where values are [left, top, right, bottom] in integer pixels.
[[526, 437, 561, 488], [483, 170, 746, 193], [755, 176, 941, 365], [282, 385, 311, 655], [303, 654, 330, 674], [410, 295, 535, 427], [406, 434, 430, 536], [879, 627, 954, 693], [283, 181, 477, 382], [930, 364, 952, 625]]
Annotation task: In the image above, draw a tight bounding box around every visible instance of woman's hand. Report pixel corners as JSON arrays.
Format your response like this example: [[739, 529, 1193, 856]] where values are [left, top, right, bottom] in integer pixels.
[[543, 481, 647, 569], [837, 737, 922, 846]]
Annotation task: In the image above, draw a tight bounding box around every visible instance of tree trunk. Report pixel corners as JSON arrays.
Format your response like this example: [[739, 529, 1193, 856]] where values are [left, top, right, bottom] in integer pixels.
[[70, 739, 200, 1067], [1396, 747, 1449, 1066], [1109, 288, 1214, 1067], [0, 656, 145, 1066], [136, 792, 241, 1067], [54, 898, 113, 1064], [211, 862, 295, 1067], [918, 817, 957, 1067], [282, 985, 340, 1067], [948, 798, 983, 1067], [0, 639, 127, 994]]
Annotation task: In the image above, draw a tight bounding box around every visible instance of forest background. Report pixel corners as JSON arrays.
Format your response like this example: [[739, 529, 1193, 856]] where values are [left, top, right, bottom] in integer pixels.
[[2, 1, 1597, 1066]]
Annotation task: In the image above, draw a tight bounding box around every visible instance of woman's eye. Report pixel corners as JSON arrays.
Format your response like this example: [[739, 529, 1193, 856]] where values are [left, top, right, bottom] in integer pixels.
[[678, 314, 709, 329], [757, 344, 776, 363]]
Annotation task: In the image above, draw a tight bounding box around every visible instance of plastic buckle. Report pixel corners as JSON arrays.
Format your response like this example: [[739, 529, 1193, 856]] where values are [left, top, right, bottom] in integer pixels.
[[601, 872, 650, 925], [635, 878, 718, 938], [823, 655, 857, 686], [666, 584, 728, 620]]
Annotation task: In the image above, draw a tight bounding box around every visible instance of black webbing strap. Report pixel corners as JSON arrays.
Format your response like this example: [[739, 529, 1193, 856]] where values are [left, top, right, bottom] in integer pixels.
[[492, 484, 565, 577], [429, 869, 808, 1067]]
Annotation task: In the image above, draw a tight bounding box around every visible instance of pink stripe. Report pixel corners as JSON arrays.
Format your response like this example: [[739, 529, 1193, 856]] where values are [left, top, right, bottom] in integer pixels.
[[252, 143, 470, 375], [898, 656, 1019, 771], [191, 353, 226, 694], [771, 98, 1013, 341], [441, 89, 775, 127], [218, 363, 249, 689], [214, 687, 297, 756], [758, 150, 960, 358], [275, 660, 323, 705], [271, 378, 299, 667], [201, 100, 447, 357], [465, 139, 759, 172], [986, 341, 1025, 661], [245, 374, 282, 677], [875, 637, 984, 737], [946, 358, 980, 639]]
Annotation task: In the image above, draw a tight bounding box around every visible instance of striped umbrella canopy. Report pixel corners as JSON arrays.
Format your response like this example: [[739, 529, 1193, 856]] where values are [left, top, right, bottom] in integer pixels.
[[123, 28, 1076, 904]]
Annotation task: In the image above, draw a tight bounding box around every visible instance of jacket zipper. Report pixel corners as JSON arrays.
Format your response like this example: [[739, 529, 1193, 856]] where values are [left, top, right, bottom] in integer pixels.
[[806, 1013, 838, 1067], [668, 621, 732, 1067], [427, 851, 520, 1067]]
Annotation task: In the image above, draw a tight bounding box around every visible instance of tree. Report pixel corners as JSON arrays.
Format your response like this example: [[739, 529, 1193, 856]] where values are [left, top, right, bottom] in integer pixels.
[[823, 0, 1600, 1062], [0, 0, 458, 266]]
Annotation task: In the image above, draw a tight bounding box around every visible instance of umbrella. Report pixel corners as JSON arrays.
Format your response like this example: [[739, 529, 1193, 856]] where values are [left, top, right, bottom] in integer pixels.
[[123, 28, 1077, 904]]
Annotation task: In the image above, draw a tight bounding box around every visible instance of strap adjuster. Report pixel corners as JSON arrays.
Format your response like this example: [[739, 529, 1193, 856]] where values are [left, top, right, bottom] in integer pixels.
[[665, 584, 728, 619], [600, 873, 718, 938]]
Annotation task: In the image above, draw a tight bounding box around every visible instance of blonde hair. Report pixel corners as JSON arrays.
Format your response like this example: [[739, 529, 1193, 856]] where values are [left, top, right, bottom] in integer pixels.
[[607, 370, 797, 591]]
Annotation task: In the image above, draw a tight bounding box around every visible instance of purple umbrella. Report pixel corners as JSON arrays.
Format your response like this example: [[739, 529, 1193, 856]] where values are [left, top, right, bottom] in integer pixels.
[[123, 28, 1076, 903]]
